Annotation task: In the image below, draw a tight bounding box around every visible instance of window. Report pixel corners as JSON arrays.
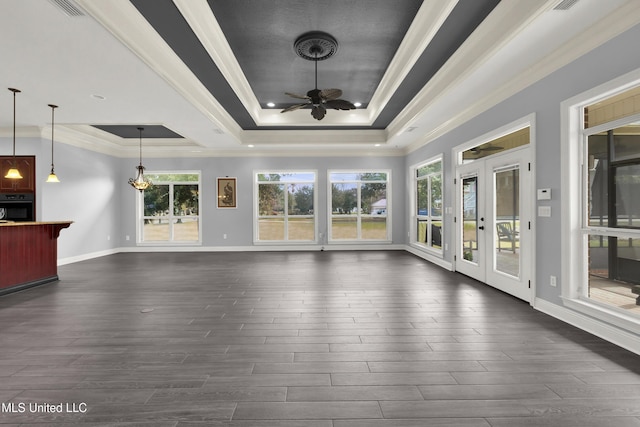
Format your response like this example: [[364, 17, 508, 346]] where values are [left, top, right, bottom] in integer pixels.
[[138, 172, 200, 243], [412, 158, 443, 252], [563, 77, 640, 326], [584, 122, 640, 316], [329, 171, 390, 241], [255, 172, 316, 242]]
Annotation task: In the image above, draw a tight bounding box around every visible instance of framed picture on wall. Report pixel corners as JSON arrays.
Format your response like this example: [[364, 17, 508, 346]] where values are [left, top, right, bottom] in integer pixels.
[[217, 177, 237, 208]]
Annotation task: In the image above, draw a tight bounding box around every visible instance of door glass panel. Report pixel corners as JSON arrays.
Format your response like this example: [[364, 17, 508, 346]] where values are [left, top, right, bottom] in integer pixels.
[[494, 167, 520, 278], [462, 176, 478, 263]]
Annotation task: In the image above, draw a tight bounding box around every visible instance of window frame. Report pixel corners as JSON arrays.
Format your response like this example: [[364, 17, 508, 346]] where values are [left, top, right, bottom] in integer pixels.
[[253, 170, 318, 244], [327, 169, 392, 243], [561, 71, 640, 332], [135, 170, 202, 245], [410, 155, 444, 255]]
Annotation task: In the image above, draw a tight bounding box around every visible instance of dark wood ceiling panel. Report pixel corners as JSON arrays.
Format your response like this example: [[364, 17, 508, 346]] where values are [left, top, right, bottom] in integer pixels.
[[208, 0, 423, 108], [130, 0, 500, 131]]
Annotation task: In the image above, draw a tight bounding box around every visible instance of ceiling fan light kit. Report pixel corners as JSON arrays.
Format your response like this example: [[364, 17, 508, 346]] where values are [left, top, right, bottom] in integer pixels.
[[281, 31, 356, 121]]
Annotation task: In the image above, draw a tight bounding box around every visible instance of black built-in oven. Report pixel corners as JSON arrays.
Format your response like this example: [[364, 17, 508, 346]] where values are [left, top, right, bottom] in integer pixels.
[[0, 194, 34, 222]]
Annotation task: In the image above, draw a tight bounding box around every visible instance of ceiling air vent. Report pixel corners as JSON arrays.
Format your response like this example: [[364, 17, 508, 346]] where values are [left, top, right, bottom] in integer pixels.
[[48, 0, 85, 17], [553, 0, 580, 10]]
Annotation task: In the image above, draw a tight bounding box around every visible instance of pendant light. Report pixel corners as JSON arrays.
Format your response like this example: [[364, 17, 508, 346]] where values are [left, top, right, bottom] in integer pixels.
[[4, 88, 23, 179], [46, 104, 60, 183], [128, 127, 152, 191]]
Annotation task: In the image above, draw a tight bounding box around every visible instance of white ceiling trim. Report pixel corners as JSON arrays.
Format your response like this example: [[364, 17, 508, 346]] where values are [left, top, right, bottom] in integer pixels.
[[75, 0, 242, 145], [388, 0, 558, 143], [364, 0, 459, 122], [176, 0, 457, 128], [402, 0, 640, 154], [174, 0, 262, 120], [242, 129, 387, 146]]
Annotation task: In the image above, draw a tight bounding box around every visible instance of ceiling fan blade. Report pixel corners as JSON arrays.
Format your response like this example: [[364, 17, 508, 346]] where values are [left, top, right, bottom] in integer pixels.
[[285, 92, 310, 100], [325, 99, 356, 110], [320, 88, 342, 101], [310, 105, 326, 120], [472, 145, 503, 152], [281, 103, 309, 113]]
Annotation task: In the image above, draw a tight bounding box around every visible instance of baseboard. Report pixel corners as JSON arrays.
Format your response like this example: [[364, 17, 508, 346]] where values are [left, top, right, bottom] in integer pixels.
[[404, 245, 453, 271], [116, 243, 407, 253], [534, 298, 640, 355], [58, 248, 120, 266]]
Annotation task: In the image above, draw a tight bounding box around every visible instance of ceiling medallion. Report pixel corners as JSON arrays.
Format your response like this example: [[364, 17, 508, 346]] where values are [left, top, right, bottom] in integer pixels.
[[282, 32, 355, 120], [294, 31, 338, 61]]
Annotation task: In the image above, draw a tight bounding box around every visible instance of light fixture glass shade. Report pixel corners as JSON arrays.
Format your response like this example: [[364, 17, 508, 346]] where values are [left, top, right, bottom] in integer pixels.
[[7, 88, 22, 180], [129, 165, 152, 191], [129, 127, 152, 192], [46, 171, 60, 183], [4, 168, 23, 179], [47, 104, 60, 183]]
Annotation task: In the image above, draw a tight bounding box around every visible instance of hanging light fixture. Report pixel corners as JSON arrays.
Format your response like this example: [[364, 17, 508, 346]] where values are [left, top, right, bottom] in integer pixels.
[[46, 104, 60, 183], [4, 88, 23, 179], [128, 127, 152, 191]]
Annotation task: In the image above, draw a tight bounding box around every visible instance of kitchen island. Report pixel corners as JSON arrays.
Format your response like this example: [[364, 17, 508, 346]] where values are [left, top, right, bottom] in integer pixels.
[[0, 221, 72, 295]]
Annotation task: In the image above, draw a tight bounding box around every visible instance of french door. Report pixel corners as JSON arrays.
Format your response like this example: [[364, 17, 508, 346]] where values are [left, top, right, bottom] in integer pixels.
[[456, 148, 532, 302]]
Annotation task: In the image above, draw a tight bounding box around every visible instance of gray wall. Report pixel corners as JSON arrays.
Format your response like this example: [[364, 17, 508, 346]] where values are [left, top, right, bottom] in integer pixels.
[[406, 22, 640, 307], [118, 155, 406, 248], [5, 23, 640, 315]]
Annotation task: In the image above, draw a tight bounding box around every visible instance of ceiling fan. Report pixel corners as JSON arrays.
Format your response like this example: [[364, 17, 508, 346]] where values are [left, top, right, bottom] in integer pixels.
[[469, 145, 503, 154], [281, 32, 356, 121]]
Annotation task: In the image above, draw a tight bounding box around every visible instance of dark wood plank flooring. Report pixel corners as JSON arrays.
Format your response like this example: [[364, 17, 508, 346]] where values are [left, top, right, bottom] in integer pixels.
[[0, 251, 639, 426]]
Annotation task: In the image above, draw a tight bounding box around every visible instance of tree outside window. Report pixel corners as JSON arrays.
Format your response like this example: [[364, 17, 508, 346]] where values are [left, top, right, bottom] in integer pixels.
[[139, 172, 200, 243], [255, 172, 316, 242]]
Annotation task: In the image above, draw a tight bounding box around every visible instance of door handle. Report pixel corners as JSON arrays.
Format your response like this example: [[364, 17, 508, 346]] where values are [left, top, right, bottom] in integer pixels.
[[478, 226, 485, 230]]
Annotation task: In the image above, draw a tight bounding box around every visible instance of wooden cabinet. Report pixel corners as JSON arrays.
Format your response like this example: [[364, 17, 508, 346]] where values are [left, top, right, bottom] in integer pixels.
[[0, 156, 36, 193], [0, 222, 72, 295]]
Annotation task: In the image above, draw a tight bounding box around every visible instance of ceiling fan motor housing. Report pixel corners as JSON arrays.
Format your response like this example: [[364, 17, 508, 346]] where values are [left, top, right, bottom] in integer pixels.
[[294, 31, 338, 61]]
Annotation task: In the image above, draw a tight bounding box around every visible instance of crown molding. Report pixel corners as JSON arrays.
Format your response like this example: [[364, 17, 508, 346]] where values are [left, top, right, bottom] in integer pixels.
[[241, 129, 387, 146], [390, 0, 558, 143], [403, 0, 640, 154], [0, 127, 42, 139], [75, 0, 242, 143], [365, 0, 458, 122]]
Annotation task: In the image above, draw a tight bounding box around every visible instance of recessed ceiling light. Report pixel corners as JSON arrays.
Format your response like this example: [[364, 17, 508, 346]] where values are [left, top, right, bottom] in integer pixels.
[[353, 102, 362, 108], [248, 144, 254, 148], [374, 144, 381, 147], [266, 102, 275, 108], [91, 94, 106, 100]]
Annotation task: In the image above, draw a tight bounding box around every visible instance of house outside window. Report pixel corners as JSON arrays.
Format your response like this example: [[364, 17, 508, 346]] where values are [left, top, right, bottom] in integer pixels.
[[329, 170, 390, 242]]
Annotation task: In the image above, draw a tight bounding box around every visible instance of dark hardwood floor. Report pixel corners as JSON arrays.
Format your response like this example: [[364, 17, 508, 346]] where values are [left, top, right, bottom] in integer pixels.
[[1, 251, 639, 426]]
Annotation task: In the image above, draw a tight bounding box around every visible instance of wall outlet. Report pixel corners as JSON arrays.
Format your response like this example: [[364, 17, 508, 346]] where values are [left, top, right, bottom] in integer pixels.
[[125, 235, 130, 241], [550, 275, 557, 287], [223, 234, 227, 239], [107, 235, 110, 241]]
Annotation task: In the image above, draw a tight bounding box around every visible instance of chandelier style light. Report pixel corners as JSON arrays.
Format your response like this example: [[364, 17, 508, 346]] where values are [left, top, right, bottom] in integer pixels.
[[46, 104, 60, 183], [5, 88, 23, 179], [128, 127, 152, 191]]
